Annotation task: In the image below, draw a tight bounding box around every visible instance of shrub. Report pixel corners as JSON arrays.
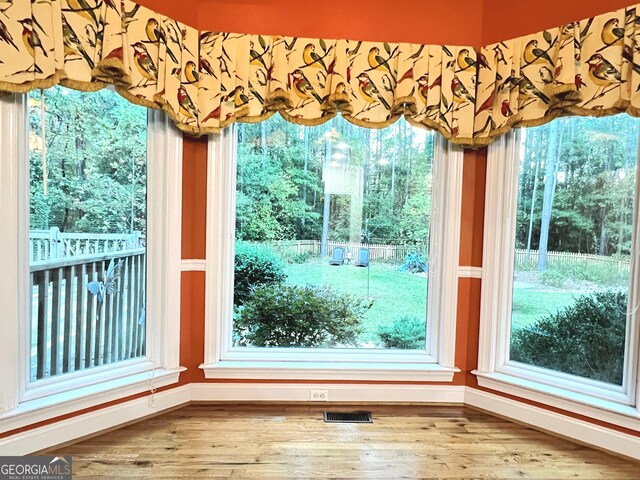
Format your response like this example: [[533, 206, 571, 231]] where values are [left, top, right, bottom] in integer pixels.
[[278, 249, 312, 264], [234, 284, 370, 347], [564, 263, 628, 287], [540, 268, 567, 288], [377, 316, 426, 349], [540, 264, 628, 288], [510, 290, 627, 385], [234, 241, 286, 306], [398, 251, 428, 273]]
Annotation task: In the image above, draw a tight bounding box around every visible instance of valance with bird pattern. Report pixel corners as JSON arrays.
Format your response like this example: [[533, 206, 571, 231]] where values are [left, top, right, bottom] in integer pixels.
[[474, 3, 640, 144], [0, 0, 477, 144], [1, 1, 639, 146]]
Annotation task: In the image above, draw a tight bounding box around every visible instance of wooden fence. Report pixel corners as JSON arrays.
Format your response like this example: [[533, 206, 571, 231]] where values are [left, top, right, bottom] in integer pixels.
[[30, 249, 146, 381], [30, 228, 143, 262], [514, 249, 631, 273], [268, 240, 428, 263]]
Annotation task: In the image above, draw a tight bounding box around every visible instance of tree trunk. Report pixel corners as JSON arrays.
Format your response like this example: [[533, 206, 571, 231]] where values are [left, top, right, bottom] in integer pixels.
[[599, 206, 609, 256], [301, 127, 308, 229], [537, 122, 562, 272], [525, 130, 540, 261], [404, 125, 412, 205], [320, 126, 332, 257]]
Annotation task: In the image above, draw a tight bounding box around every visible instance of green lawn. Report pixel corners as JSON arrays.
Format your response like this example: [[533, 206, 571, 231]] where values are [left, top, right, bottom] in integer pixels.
[[284, 258, 427, 345], [511, 289, 577, 331], [282, 258, 595, 345]]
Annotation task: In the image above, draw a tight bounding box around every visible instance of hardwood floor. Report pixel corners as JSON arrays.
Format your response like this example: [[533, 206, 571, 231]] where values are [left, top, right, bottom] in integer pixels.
[[49, 404, 637, 479]]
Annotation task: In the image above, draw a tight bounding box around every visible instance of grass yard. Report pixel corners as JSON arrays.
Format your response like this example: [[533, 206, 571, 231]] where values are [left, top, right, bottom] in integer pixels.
[[511, 289, 577, 331], [284, 258, 427, 345], [282, 258, 611, 346]]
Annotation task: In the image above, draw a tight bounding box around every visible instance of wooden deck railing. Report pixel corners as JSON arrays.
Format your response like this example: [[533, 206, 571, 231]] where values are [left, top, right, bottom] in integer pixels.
[[30, 228, 144, 262], [30, 248, 146, 381]]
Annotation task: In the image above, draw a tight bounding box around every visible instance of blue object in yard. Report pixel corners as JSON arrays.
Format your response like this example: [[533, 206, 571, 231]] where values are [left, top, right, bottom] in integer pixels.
[[355, 248, 370, 267], [329, 247, 345, 265]]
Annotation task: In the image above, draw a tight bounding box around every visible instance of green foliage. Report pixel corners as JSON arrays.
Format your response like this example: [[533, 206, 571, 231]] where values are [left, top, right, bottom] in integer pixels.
[[235, 115, 434, 247], [541, 264, 629, 288], [540, 268, 567, 288], [377, 316, 426, 349], [287, 251, 312, 264], [29, 86, 147, 235], [511, 290, 627, 385], [396, 193, 431, 244], [398, 251, 428, 273], [234, 284, 369, 347], [234, 242, 286, 306], [516, 115, 638, 258]]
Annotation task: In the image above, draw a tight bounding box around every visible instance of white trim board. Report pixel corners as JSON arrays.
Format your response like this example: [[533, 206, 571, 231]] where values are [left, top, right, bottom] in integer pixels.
[[0, 368, 184, 434], [465, 388, 640, 461], [190, 383, 466, 403], [181, 259, 206, 271], [458, 266, 482, 278], [2, 385, 640, 461], [0, 385, 191, 456]]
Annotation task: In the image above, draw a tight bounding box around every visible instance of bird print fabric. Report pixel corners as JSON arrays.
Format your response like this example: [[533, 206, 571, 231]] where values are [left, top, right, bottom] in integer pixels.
[[475, 4, 640, 145], [0, 1, 638, 146], [0, 0, 476, 145]]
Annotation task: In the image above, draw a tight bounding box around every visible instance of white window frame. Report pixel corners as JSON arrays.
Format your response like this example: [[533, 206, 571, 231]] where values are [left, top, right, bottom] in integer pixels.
[[0, 94, 184, 432], [201, 123, 463, 381], [475, 128, 640, 431]]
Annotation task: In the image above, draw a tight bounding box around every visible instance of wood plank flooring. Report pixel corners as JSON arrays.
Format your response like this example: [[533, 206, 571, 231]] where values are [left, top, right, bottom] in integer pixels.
[[48, 404, 638, 479]]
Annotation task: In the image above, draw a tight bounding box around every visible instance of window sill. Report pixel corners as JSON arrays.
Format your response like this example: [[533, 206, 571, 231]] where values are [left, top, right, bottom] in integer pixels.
[[472, 370, 640, 432], [0, 367, 185, 434], [200, 361, 458, 381]]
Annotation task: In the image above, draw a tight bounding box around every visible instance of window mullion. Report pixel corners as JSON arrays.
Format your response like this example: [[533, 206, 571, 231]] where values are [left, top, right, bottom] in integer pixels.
[[0, 93, 28, 412]]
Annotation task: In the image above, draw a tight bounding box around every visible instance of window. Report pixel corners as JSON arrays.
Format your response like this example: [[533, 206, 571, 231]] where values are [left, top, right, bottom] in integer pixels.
[[478, 116, 640, 424], [0, 89, 183, 420], [234, 116, 433, 350], [203, 116, 463, 380], [28, 86, 148, 384]]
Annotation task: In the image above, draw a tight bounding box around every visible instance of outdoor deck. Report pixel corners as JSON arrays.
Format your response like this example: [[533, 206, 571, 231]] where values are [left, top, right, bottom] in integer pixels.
[[29, 230, 146, 382]]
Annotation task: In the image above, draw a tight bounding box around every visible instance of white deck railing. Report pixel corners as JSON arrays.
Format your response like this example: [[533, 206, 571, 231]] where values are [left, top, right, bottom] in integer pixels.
[[30, 228, 144, 262], [30, 246, 146, 381]]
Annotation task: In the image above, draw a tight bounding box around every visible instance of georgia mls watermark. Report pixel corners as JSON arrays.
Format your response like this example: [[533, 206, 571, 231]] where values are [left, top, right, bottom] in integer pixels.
[[0, 456, 71, 480]]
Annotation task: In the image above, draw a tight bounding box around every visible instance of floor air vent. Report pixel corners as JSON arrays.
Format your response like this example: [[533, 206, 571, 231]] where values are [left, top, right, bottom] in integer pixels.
[[323, 411, 373, 423]]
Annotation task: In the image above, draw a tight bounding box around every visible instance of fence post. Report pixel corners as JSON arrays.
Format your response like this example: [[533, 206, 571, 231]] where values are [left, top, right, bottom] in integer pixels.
[[130, 231, 141, 249], [49, 227, 61, 260]]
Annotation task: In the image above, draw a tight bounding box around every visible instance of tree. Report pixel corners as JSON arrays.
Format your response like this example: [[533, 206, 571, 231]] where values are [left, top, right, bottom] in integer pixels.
[[537, 121, 561, 271], [29, 86, 147, 235]]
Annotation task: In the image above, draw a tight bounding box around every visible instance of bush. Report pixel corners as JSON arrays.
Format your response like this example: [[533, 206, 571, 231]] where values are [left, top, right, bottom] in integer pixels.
[[540, 264, 628, 288], [540, 268, 567, 288], [234, 284, 370, 347], [278, 249, 312, 264], [377, 316, 426, 349], [511, 290, 627, 385], [234, 241, 286, 306], [398, 251, 428, 273]]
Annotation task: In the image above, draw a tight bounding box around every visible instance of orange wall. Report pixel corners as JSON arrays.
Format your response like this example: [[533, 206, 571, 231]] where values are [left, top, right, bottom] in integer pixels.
[[482, 0, 634, 44], [138, 0, 485, 47]]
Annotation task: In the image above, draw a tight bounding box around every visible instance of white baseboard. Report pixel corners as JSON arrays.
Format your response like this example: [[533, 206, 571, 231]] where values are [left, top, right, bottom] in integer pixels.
[[464, 388, 640, 461], [190, 383, 466, 403], [0, 385, 191, 456], [2, 383, 639, 461]]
